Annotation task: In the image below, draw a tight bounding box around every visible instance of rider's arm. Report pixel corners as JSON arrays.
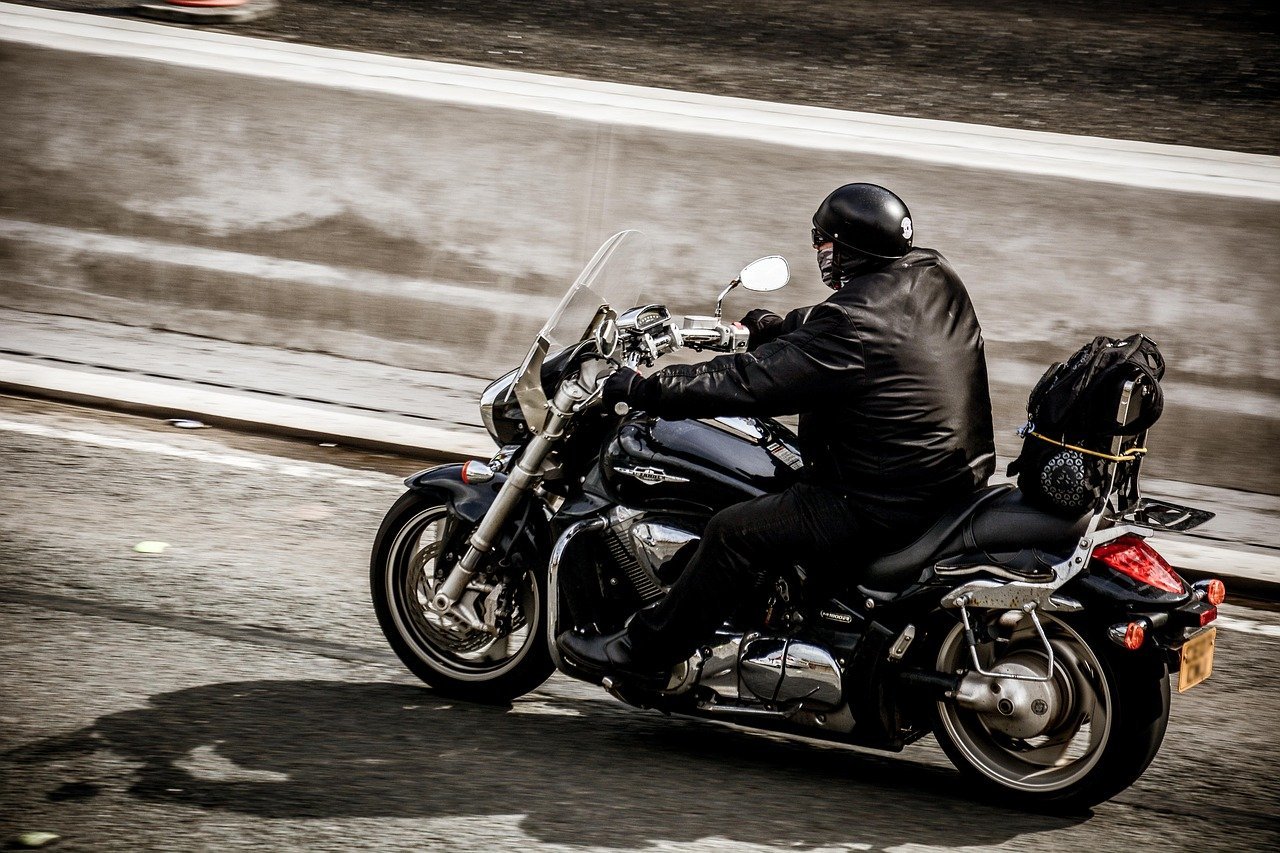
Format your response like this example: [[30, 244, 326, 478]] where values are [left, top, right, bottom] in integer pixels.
[[634, 303, 864, 418], [740, 304, 818, 351]]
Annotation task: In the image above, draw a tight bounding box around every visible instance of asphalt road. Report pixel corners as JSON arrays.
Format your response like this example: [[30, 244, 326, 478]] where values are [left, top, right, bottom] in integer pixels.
[[2, 395, 1278, 852], [11, 0, 1279, 155]]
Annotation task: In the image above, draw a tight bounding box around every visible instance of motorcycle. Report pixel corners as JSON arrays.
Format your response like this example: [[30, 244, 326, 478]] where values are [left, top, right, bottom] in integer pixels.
[[371, 231, 1224, 810]]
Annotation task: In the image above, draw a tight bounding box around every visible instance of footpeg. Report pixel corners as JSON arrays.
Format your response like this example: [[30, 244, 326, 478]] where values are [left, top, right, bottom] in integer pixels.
[[887, 624, 916, 661]]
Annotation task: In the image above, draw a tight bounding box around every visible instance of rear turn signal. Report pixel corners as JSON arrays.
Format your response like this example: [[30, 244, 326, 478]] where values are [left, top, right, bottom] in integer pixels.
[[1197, 578, 1227, 605], [1108, 620, 1147, 650], [1092, 534, 1185, 594]]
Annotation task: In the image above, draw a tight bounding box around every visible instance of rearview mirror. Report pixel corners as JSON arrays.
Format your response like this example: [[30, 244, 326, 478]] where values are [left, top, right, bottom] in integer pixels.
[[738, 255, 789, 292]]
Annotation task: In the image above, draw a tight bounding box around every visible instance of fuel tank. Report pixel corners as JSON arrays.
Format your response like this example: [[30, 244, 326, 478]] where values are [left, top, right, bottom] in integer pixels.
[[600, 415, 803, 512]]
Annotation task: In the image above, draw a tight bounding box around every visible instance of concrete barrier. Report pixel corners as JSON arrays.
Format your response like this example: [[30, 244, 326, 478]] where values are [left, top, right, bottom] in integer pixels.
[[1, 4, 1277, 492]]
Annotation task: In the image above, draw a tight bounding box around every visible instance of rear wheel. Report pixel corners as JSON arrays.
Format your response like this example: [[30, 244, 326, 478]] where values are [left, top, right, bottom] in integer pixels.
[[370, 491, 554, 702], [931, 611, 1170, 811]]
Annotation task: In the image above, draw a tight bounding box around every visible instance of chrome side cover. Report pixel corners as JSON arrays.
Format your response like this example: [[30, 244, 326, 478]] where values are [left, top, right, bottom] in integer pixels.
[[630, 520, 699, 578], [739, 636, 843, 710]]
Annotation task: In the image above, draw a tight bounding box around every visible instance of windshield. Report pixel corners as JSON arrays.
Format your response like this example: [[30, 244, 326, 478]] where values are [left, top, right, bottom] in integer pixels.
[[514, 231, 649, 430]]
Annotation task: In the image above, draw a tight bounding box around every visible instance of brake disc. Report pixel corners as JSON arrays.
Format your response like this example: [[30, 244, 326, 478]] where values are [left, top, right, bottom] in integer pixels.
[[407, 544, 493, 654]]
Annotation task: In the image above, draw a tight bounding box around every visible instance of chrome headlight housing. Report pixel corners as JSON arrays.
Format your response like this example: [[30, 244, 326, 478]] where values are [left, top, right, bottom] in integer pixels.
[[479, 368, 523, 445]]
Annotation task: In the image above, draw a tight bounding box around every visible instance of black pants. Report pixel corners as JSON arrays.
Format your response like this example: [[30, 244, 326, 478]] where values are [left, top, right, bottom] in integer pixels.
[[625, 482, 935, 667]]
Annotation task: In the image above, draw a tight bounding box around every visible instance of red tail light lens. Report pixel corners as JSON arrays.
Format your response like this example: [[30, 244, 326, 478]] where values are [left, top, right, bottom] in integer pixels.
[[1204, 579, 1226, 605], [1199, 605, 1219, 626], [1092, 534, 1185, 594]]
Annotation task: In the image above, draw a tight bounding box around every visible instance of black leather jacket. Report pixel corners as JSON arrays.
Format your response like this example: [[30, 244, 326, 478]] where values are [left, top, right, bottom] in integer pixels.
[[634, 248, 996, 508]]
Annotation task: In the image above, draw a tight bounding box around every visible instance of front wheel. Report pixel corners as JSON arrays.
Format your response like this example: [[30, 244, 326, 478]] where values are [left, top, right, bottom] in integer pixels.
[[931, 610, 1170, 811], [370, 491, 554, 702]]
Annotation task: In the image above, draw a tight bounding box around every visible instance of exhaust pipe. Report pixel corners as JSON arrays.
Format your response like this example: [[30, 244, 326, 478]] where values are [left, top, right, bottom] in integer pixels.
[[898, 668, 963, 701]]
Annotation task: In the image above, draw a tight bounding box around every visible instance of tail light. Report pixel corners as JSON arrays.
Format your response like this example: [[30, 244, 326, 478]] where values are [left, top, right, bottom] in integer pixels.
[[1092, 534, 1185, 594]]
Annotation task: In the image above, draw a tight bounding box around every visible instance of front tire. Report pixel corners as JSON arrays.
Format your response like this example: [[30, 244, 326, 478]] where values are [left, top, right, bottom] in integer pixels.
[[370, 490, 554, 702], [931, 611, 1170, 812]]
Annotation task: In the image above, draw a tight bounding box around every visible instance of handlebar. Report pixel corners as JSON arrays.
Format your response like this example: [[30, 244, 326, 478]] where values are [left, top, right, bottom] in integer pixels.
[[572, 312, 749, 411], [623, 321, 747, 367], [676, 319, 749, 353]]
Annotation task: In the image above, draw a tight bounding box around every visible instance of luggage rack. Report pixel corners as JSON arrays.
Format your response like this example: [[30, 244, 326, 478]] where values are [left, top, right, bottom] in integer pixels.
[[1094, 376, 1215, 535], [1107, 497, 1215, 532]]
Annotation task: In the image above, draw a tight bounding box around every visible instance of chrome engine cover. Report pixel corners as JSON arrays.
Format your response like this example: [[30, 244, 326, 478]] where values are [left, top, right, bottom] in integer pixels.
[[630, 520, 699, 577], [676, 633, 844, 713], [739, 636, 844, 710], [606, 508, 701, 602]]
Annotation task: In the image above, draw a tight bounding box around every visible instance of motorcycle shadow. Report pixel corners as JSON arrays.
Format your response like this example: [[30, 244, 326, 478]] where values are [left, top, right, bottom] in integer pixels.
[[7, 679, 1087, 848]]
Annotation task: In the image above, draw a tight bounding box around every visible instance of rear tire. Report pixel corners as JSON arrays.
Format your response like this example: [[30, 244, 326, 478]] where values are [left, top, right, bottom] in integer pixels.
[[370, 490, 554, 702], [931, 612, 1170, 812]]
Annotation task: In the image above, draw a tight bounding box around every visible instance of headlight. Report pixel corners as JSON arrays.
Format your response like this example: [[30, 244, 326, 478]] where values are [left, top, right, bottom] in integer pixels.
[[479, 368, 521, 443]]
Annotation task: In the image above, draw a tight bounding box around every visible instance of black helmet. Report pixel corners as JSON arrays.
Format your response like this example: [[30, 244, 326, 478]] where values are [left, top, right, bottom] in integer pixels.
[[812, 183, 914, 260]]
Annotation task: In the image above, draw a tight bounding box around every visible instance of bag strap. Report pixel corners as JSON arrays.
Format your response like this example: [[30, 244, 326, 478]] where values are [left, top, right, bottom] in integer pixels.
[[1026, 430, 1148, 463]]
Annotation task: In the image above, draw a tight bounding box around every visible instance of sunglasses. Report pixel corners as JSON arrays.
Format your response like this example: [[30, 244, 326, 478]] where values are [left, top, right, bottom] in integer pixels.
[[811, 227, 832, 248]]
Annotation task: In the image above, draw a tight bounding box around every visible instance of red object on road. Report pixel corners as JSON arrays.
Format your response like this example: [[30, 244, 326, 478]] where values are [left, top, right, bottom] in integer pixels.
[[134, 0, 274, 23]]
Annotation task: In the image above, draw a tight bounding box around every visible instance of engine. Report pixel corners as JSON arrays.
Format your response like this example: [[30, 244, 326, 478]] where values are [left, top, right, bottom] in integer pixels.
[[605, 507, 700, 603], [604, 507, 845, 715]]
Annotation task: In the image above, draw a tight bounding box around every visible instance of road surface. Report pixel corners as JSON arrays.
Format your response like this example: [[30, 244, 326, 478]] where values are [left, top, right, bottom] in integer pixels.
[[2, 396, 1277, 851]]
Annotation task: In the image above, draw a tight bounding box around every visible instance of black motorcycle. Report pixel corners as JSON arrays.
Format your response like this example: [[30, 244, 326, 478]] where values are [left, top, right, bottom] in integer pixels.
[[371, 231, 1224, 810]]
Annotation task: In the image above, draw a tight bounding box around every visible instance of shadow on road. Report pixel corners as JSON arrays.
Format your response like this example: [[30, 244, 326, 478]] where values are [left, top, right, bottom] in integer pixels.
[[7, 679, 1085, 848]]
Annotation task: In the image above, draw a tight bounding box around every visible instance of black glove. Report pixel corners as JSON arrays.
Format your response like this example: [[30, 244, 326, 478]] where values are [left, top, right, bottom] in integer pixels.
[[740, 308, 785, 350], [602, 367, 643, 406]]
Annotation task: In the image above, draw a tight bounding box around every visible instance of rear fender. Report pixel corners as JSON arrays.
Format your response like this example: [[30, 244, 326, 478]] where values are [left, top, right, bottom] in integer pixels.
[[1062, 563, 1191, 612], [1061, 564, 1213, 670]]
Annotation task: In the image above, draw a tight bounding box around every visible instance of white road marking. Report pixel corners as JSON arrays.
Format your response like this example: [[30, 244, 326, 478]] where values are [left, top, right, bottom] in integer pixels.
[[1218, 614, 1280, 639], [3, 413, 1279, 633], [509, 700, 583, 717], [0, 416, 402, 491], [2, 2, 1277, 200], [1150, 538, 1280, 588], [174, 745, 290, 784]]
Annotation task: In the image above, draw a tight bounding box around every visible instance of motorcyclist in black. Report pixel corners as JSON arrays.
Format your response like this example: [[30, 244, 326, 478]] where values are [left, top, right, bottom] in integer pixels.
[[559, 183, 996, 684]]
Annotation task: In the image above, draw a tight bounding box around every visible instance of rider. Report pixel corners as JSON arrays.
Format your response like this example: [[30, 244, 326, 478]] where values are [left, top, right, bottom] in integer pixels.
[[559, 182, 996, 684]]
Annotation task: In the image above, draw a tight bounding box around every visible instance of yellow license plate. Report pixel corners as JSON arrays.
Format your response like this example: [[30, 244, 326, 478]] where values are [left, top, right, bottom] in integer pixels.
[[1178, 626, 1217, 693]]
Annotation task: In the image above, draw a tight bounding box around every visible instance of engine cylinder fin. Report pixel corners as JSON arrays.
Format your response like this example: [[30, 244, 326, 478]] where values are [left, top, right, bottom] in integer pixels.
[[606, 530, 664, 602]]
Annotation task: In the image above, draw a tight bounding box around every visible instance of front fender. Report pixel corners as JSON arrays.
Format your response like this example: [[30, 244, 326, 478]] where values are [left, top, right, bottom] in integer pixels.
[[404, 463, 507, 524]]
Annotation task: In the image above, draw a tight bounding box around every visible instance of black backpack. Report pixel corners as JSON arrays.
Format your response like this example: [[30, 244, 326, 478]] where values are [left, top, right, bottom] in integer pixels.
[[1009, 334, 1165, 517]]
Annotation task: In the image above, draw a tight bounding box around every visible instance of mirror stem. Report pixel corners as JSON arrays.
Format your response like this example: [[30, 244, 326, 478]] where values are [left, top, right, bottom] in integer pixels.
[[714, 278, 740, 320]]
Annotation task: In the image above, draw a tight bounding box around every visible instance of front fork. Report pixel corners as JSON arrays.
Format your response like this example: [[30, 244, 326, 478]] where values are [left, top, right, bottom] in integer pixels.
[[429, 380, 586, 621]]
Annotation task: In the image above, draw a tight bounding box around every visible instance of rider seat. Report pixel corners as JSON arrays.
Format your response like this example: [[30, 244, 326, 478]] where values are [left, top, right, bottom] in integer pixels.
[[858, 485, 1090, 593]]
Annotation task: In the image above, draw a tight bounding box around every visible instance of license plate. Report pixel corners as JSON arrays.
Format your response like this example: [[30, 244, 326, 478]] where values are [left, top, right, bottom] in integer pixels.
[[1178, 627, 1217, 693]]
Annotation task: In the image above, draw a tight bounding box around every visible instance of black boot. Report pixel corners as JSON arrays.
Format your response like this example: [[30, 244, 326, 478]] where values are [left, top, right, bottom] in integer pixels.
[[557, 627, 669, 689]]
